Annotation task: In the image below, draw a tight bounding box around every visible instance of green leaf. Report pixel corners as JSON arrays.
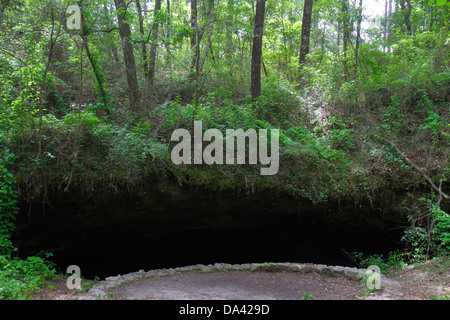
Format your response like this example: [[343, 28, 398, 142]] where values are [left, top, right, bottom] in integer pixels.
[[437, 0, 448, 6]]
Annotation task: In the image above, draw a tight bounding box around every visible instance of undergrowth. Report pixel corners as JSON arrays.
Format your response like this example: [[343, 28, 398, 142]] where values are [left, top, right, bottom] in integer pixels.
[[0, 144, 56, 300]]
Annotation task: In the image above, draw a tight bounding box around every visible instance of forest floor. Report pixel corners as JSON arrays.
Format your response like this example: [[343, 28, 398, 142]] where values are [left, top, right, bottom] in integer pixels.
[[28, 257, 450, 300]]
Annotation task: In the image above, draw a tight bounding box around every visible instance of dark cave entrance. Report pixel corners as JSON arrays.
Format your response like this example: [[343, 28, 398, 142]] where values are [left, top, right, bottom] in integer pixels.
[[12, 187, 407, 280]]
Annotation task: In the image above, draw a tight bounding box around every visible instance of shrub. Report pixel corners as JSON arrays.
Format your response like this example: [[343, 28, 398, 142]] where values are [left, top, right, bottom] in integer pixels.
[[432, 202, 450, 251], [258, 77, 302, 127], [0, 254, 55, 300], [0, 148, 18, 257], [401, 195, 450, 261], [352, 250, 406, 274], [0, 142, 56, 300]]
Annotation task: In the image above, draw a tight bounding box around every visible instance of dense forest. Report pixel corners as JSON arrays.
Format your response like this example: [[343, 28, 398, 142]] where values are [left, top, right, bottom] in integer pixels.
[[0, 0, 449, 299]]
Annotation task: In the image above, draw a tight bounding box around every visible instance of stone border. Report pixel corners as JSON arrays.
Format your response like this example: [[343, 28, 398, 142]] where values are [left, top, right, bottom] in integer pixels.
[[78, 262, 366, 300]]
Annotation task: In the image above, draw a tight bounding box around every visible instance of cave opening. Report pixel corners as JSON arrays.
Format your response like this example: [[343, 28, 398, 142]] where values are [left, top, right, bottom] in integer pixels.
[[12, 187, 407, 280]]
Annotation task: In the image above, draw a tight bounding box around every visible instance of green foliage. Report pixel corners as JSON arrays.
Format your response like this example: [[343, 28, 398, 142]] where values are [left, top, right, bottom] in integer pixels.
[[431, 202, 450, 251], [108, 125, 170, 181], [257, 78, 301, 127], [432, 291, 450, 300], [401, 195, 450, 261], [0, 0, 449, 301], [0, 143, 55, 300], [327, 117, 356, 151], [422, 111, 445, 138], [300, 292, 313, 300], [401, 226, 432, 262], [0, 148, 18, 257], [280, 123, 354, 202], [379, 95, 405, 135], [0, 254, 56, 300], [351, 250, 406, 274], [0, 52, 42, 139]]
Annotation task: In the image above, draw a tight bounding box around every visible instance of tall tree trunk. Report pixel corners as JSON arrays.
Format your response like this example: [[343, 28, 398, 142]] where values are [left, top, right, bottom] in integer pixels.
[[337, 20, 341, 55], [299, 0, 313, 67], [165, 0, 172, 72], [226, 0, 234, 61], [251, 0, 266, 104], [146, 0, 162, 105], [190, 0, 198, 80], [387, 0, 392, 52], [79, 0, 109, 105], [341, 0, 350, 79], [136, 0, 148, 78], [355, 0, 363, 70], [38, 1, 65, 157], [384, 0, 388, 52], [429, 4, 435, 30], [166, 0, 171, 39], [103, 2, 120, 63], [321, 21, 326, 60], [197, 0, 214, 77], [399, 0, 412, 35], [405, 0, 412, 35], [114, 0, 141, 112]]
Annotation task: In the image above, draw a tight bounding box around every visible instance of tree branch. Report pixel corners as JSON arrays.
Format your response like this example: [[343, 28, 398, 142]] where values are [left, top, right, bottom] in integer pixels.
[[385, 139, 449, 199]]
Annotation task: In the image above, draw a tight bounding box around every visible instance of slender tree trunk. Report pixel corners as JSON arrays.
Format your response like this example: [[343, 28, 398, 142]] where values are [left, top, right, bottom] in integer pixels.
[[114, 0, 141, 112], [166, 0, 171, 39], [299, 0, 313, 67], [341, 0, 350, 79], [79, 0, 109, 105], [429, 2, 436, 30], [405, 0, 412, 35], [191, 0, 197, 49], [81, 40, 108, 105], [226, 0, 234, 61], [198, 0, 214, 77], [387, 0, 392, 52], [38, 1, 65, 158], [136, 0, 148, 78], [190, 0, 198, 80], [165, 0, 172, 72], [355, 0, 363, 70], [321, 22, 326, 55], [146, 0, 162, 104], [103, 3, 120, 63], [384, 0, 388, 52], [251, 0, 266, 104], [399, 0, 412, 35], [337, 20, 340, 55]]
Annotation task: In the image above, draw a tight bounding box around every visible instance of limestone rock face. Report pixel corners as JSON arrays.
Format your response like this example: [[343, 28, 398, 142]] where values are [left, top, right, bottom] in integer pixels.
[[17, 180, 405, 233]]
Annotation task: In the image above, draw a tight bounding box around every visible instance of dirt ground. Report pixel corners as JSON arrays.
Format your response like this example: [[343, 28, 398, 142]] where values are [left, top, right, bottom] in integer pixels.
[[28, 258, 450, 300], [386, 259, 450, 300], [108, 270, 366, 300]]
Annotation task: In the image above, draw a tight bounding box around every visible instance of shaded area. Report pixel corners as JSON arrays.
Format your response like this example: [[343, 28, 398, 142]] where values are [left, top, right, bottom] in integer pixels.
[[12, 184, 406, 280], [13, 210, 404, 280]]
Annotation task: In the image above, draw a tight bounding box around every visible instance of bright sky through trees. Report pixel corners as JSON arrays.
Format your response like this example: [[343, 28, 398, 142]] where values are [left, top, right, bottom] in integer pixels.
[[364, 0, 387, 18]]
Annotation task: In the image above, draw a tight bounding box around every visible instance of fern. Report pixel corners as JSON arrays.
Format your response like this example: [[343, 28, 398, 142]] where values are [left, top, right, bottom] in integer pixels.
[[432, 201, 450, 251]]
